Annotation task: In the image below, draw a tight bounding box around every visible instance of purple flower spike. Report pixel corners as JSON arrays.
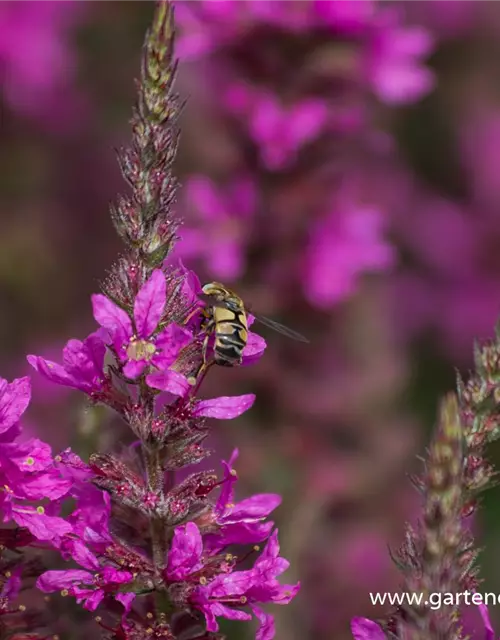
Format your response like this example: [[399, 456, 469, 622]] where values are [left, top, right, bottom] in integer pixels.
[[92, 269, 192, 379]]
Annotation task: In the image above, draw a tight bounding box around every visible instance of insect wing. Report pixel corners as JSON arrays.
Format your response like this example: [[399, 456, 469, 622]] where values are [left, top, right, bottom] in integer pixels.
[[252, 314, 309, 343]]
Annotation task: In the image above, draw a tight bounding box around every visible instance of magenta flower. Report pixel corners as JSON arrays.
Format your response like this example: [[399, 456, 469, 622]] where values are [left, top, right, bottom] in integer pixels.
[[165, 522, 298, 639], [0, 1, 86, 125], [204, 449, 281, 551], [37, 566, 134, 612], [0, 376, 73, 541], [351, 618, 386, 640], [248, 95, 329, 170], [368, 8, 435, 105], [165, 521, 204, 581], [92, 269, 192, 379], [177, 176, 256, 280], [27, 331, 108, 396], [313, 0, 376, 33], [303, 200, 394, 307], [0, 376, 31, 433], [194, 529, 300, 638]]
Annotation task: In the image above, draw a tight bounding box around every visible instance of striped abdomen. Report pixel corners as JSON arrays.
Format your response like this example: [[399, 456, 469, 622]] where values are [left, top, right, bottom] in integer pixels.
[[213, 305, 248, 366]]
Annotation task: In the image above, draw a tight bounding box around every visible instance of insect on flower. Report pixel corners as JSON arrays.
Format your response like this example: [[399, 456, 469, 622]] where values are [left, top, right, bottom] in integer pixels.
[[200, 281, 308, 367]]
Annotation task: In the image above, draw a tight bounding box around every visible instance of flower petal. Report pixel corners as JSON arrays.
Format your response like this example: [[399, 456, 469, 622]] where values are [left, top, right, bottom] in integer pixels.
[[123, 359, 147, 380], [167, 522, 204, 580], [193, 394, 255, 419], [224, 494, 281, 523], [242, 331, 267, 365], [351, 617, 387, 640], [134, 270, 166, 338], [0, 377, 31, 433], [12, 510, 72, 541], [146, 370, 191, 397], [154, 323, 192, 365], [252, 605, 276, 640], [27, 355, 79, 390], [37, 569, 93, 592], [92, 294, 132, 350]]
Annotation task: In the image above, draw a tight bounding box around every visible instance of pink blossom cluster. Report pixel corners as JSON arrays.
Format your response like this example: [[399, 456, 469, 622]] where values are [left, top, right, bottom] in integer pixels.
[[173, 0, 434, 307], [0, 264, 297, 640]]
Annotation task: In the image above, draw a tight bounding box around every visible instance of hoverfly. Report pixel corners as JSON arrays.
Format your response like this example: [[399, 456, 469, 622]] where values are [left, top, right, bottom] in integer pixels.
[[199, 282, 308, 367]]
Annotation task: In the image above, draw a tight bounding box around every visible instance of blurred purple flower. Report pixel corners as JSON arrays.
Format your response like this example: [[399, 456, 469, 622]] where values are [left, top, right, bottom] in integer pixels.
[[249, 95, 329, 170], [368, 9, 435, 105], [177, 176, 256, 280], [0, 0, 86, 124], [303, 200, 394, 307]]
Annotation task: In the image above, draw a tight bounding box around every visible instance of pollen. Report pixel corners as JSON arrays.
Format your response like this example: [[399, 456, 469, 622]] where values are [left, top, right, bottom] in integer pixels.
[[54, 455, 62, 462], [225, 502, 235, 509], [199, 576, 207, 585], [18, 604, 26, 612], [146, 612, 154, 619], [146, 628, 154, 635], [225, 553, 234, 561], [127, 338, 156, 362], [25, 457, 35, 466], [36, 506, 45, 514], [61, 589, 69, 597], [253, 545, 260, 552], [4, 571, 11, 578], [230, 469, 237, 477], [95, 617, 102, 623], [240, 596, 247, 604]]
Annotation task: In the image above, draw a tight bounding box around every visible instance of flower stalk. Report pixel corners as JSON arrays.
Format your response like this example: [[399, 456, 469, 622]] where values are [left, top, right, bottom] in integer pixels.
[[21, 3, 297, 639]]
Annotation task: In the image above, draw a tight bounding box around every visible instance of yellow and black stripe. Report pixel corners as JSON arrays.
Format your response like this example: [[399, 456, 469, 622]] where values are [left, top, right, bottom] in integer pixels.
[[212, 304, 248, 366]]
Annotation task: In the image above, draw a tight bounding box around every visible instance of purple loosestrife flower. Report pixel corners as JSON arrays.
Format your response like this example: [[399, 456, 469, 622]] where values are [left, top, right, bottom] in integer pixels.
[[0, 0, 86, 126], [0, 377, 73, 541], [368, 8, 435, 105], [202, 450, 281, 551], [304, 198, 394, 307], [176, 176, 256, 280], [27, 330, 108, 398], [165, 524, 299, 639], [175, 0, 432, 314], [37, 567, 135, 613], [247, 94, 329, 170], [92, 269, 192, 380], [23, 3, 298, 638]]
